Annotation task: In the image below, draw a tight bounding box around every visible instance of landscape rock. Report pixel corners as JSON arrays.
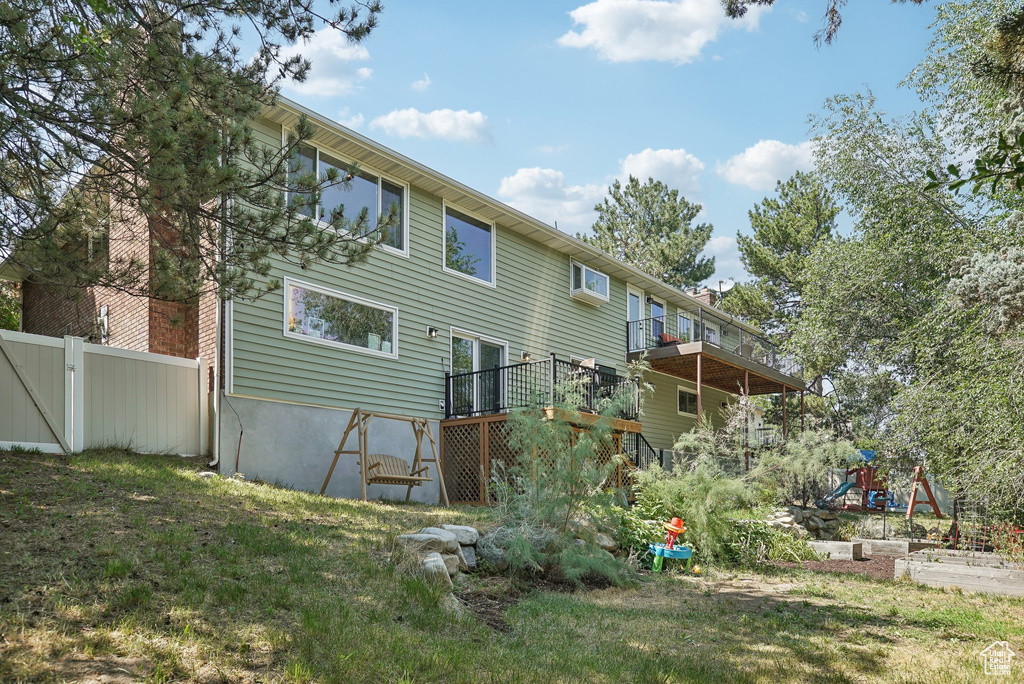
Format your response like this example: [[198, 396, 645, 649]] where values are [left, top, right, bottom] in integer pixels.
[[196, 471, 216, 479], [441, 525, 479, 546], [477, 537, 509, 571], [421, 553, 453, 588], [594, 532, 618, 552], [440, 553, 463, 576], [396, 533, 460, 554], [439, 592, 466, 617], [818, 510, 839, 521], [804, 517, 820, 532], [461, 545, 478, 569]]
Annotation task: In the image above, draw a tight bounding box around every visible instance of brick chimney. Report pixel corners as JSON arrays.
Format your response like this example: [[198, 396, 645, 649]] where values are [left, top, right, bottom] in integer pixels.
[[692, 286, 719, 308]]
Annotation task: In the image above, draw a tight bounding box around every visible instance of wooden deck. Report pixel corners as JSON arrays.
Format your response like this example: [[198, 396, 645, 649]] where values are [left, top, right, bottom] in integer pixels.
[[439, 410, 639, 505]]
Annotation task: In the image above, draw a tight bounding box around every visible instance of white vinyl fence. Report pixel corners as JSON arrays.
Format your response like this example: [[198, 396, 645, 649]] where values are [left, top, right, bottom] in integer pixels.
[[0, 330, 208, 455]]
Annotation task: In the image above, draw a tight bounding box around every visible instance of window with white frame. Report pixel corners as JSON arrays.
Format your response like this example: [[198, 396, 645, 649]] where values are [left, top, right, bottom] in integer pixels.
[[444, 204, 494, 284], [291, 144, 408, 253], [284, 280, 397, 357], [677, 386, 699, 416], [570, 261, 610, 304]]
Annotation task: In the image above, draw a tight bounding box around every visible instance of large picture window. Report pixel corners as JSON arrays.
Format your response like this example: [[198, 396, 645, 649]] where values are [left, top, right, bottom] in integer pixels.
[[284, 279, 398, 358], [444, 204, 494, 285], [291, 144, 408, 254]]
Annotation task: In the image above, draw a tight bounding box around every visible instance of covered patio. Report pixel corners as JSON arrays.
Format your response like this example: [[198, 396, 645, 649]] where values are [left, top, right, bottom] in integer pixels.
[[629, 340, 810, 435]]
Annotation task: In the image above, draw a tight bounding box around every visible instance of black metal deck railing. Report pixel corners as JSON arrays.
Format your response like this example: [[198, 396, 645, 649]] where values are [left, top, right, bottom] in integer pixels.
[[626, 309, 803, 380], [621, 431, 661, 470], [444, 354, 639, 421]]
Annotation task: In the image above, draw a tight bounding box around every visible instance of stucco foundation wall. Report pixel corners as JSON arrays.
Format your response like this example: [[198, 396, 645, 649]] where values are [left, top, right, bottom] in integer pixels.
[[218, 394, 442, 504]]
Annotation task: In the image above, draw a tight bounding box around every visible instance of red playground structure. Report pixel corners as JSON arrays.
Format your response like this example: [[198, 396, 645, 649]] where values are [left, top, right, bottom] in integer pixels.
[[843, 464, 888, 512]]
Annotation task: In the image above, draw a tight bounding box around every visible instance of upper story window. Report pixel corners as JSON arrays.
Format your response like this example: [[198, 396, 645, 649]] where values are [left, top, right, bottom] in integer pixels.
[[291, 144, 408, 255], [443, 203, 494, 285], [284, 278, 398, 358], [570, 261, 610, 305]]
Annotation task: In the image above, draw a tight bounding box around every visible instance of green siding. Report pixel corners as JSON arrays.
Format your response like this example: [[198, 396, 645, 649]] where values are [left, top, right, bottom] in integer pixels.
[[232, 119, 635, 420], [640, 371, 734, 452], [231, 117, 747, 437]]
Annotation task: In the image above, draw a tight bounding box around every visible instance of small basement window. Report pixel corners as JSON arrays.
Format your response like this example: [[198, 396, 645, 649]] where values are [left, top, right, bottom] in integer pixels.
[[678, 387, 699, 416], [570, 261, 609, 305]]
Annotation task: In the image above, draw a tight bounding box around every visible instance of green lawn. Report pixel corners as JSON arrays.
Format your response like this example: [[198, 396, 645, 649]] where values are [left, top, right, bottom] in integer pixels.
[[1, 449, 1021, 683]]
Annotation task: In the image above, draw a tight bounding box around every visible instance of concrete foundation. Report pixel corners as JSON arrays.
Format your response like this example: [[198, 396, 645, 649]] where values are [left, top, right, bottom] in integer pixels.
[[218, 393, 442, 504]]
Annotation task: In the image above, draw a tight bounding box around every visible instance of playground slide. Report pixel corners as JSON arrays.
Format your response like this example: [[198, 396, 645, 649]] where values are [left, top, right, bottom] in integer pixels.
[[817, 481, 857, 508]]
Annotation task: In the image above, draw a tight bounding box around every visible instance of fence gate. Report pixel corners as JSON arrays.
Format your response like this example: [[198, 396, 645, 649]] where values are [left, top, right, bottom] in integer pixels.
[[0, 330, 207, 455]]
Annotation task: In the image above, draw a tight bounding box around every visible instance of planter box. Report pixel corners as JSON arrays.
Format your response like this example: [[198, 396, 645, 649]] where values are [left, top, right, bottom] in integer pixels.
[[895, 550, 1024, 597], [807, 541, 863, 561], [853, 538, 936, 557]]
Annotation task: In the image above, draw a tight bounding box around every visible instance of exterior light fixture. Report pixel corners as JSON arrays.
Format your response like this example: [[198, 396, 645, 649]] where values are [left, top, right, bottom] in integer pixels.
[[520, 351, 532, 362], [426, 326, 438, 339]]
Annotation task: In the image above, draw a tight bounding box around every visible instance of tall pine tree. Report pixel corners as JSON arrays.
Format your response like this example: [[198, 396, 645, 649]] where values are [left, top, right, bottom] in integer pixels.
[[722, 171, 839, 340], [581, 176, 714, 289]]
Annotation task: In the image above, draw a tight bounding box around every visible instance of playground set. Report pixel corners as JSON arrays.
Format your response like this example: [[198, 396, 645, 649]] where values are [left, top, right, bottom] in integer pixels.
[[817, 450, 942, 518]]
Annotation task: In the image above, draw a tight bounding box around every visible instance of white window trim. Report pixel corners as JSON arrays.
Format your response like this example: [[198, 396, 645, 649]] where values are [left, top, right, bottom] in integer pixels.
[[677, 384, 699, 417], [449, 327, 509, 372], [441, 200, 497, 288], [626, 285, 646, 353], [569, 259, 610, 304], [283, 130, 410, 258], [282, 277, 400, 359], [449, 328, 509, 415]]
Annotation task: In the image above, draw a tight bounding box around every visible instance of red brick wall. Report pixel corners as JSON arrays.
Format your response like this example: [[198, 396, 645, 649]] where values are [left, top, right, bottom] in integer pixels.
[[19, 197, 219, 363]]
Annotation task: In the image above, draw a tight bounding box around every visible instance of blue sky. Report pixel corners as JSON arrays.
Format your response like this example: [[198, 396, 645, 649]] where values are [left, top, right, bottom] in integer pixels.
[[276, 0, 939, 286]]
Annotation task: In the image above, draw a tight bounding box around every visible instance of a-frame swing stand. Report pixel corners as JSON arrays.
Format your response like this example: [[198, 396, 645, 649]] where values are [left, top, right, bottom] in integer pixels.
[[320, 408, 449, 506]]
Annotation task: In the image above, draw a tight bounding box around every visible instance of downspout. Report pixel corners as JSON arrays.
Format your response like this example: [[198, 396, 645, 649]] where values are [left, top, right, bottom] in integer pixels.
[[208, 124, 228, 468]]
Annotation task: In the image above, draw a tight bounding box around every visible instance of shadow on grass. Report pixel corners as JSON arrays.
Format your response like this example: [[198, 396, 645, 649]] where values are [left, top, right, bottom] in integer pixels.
[[0, 449, 1018, 683]]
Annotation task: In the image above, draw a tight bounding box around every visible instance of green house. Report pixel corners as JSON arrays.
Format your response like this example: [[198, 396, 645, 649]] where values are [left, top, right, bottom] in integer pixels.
[[211, 97, 809, 504]]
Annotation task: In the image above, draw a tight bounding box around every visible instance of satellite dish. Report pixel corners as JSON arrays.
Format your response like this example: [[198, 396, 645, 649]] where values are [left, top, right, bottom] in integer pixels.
[[718, 279, 736, 294]]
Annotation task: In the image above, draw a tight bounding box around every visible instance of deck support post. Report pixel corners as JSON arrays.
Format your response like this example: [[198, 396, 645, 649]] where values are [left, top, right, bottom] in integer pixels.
[[801, 391, 805, 433], [782, 386, 787, 441], [744, 369, 750, 472], [696, 352, 703, 420]]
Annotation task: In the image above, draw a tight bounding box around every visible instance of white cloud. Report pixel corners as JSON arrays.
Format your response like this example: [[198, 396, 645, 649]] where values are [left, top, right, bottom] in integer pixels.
[[276, 30, 372, 97], [497, 168, 604, 233], [497, 147, 707, 234], [411, 73, 431, 91], [369, 108, 492, 143], [717, 140, 816, 191], [557, 0, 766, 65], [337, 107, 364, 129], [619, 147, 705, 196]]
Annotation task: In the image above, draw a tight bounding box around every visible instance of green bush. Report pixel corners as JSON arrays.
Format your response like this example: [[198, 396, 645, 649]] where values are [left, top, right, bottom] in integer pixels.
[[728, 521, 823, 566], [478, 364, 651, 586]]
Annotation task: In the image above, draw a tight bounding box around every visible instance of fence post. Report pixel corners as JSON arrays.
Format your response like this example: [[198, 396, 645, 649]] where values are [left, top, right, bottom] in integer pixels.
[[549, 352, 556, 406], [64, 336, 85, 452], [444, 372, 451, 419]]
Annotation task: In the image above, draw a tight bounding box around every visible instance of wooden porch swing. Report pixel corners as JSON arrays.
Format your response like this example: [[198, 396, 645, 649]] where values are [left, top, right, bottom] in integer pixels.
[[320, 408, 449, 505]]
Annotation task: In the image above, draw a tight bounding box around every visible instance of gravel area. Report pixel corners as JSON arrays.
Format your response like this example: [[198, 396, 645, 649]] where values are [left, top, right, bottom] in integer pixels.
[[774, 556, 896, 581]]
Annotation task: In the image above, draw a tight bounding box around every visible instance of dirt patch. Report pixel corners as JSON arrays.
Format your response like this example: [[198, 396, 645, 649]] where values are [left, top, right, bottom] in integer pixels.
[[458, 588, 515, 632], [774, 556, 895, 581]]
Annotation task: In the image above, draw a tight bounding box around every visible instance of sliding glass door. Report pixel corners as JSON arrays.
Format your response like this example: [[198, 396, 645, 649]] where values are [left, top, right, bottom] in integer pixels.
[[450, 332, 506, 415]]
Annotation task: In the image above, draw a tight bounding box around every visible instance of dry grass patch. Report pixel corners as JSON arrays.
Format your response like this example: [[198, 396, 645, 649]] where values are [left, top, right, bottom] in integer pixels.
[[1, 449, 1022, 682]]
